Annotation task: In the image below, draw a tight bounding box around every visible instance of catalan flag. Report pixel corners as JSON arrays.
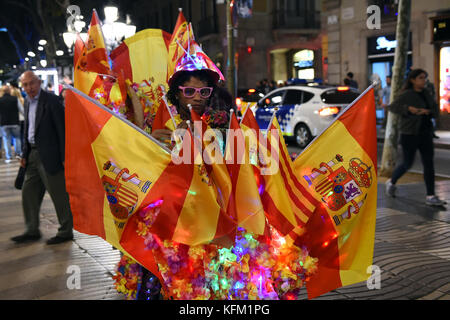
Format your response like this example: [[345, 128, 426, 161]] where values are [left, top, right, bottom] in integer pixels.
[[293, 86, 377, 299], [240, 108, 318, 236]]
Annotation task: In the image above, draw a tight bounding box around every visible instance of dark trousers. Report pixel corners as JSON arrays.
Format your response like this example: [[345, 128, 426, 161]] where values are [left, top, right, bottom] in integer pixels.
[[22, 149, 73, 237], [391, 133, 435, 195]]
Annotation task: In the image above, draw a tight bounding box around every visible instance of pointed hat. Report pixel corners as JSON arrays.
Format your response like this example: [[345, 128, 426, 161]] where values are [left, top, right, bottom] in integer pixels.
[[168, 38, 225, 86]]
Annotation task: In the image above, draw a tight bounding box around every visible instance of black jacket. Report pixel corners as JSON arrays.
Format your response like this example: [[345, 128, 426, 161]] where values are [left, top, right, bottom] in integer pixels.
[[23, 90, 66, 174], [388, 88, 438, 136], [0, 93, 20, 126]]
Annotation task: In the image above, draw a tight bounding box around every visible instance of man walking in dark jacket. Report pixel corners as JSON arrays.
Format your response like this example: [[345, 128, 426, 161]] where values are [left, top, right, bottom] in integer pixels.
[[11, 71, 73, 244], [0, 85, 22, 163]]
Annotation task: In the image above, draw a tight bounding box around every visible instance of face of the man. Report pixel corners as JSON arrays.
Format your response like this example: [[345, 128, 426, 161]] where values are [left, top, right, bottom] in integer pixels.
[[20, 75, 41, 99], [176, 76, 210, 116], [386, 77, 391, 85]]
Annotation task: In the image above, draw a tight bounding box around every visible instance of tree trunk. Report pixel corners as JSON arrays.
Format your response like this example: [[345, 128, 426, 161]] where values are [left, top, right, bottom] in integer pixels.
[[226, 0, 236, 101], [379, 0, 411, 177]]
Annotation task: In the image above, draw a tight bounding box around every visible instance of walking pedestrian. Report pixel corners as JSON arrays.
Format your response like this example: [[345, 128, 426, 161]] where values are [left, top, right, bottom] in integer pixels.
[[385, 69, 447, 206], [0, 85, 22, 163], [11, 71, 74, 244]]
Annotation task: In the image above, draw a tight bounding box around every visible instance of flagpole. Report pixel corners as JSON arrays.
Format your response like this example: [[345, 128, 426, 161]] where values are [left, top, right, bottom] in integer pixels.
[[66, 85, 172, 154], [295, 82, 376, 159], [267, 107, 279, 130], [160, 85, 178, 129]]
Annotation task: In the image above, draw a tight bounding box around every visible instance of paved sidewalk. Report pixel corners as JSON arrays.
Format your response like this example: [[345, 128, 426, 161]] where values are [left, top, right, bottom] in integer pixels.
[[0, 160, 449, 300]]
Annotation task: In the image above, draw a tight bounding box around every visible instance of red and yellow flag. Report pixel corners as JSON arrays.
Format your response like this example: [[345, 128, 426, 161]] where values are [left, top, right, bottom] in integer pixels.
[[293, 87, 378, 299], [189, 108, 236, 243], [85, 9, 110, 75], [66, 87, 237, 252], [240, 108, 318, 236], [167, 10, 190, 80], [225, 111, 265, 234], [152, 96, 177, 131]]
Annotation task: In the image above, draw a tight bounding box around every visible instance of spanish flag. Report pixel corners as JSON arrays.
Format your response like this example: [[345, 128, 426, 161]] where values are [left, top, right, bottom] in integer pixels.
[[167, 10, 190, 80], [225, 111, 265, 234], [66, 86, 236, 251], [65, 87, 170, 281], [85, 9, 110, 75], [293, 86, 377, 299], [73, 34, 100, 96], [189, 108, 236, 243], [152, 95, 177, 131], [111, 28, 170, 87], [73, 11, 121, 106]]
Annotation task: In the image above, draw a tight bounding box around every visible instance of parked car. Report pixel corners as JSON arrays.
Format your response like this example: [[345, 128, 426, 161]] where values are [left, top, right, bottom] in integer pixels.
[[252, 85, 360, 148]]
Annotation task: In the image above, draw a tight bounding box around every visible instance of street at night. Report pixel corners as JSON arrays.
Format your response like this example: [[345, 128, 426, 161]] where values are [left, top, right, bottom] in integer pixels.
[[0, 0, 449, 308]]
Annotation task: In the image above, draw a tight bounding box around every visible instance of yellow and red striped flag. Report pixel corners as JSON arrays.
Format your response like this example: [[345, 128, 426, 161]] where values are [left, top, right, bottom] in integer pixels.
[[266, 114, 320, 230], [293, 86, 378, 299], [240, 108, 318, 236]]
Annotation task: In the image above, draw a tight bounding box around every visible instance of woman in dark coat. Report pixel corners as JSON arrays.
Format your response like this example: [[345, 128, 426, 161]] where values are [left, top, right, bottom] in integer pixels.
[[385, 69, 446, 206]]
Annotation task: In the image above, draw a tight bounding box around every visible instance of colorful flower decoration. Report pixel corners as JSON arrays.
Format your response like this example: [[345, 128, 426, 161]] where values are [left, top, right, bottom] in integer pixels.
[[113, 200, 318, 300]]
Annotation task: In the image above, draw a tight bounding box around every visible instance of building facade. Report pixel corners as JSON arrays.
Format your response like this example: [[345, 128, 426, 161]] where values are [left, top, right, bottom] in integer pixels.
[[321, 0, 450, 128], [131, 0, 323, 90]]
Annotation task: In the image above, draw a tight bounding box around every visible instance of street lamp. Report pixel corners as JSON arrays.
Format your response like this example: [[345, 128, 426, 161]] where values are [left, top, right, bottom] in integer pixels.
[[102, 6, 136, 51], [63, 32, 77, 50]]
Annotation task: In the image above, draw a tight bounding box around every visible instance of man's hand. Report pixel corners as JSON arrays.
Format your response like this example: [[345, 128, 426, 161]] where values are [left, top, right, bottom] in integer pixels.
[[151, 129, 172, 144], [408, 106, 430, 115], [20, 158, 26, 168]]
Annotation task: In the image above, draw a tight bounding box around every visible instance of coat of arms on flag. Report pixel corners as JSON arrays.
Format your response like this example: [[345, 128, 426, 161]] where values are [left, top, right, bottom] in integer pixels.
[[101, 161, 152, 226], [302, 154, 373, 226]]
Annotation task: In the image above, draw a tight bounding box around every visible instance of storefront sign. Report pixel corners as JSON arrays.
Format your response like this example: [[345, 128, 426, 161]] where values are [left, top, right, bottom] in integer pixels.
[[376, 36, 396, 51], [367, 34, 412, 56]]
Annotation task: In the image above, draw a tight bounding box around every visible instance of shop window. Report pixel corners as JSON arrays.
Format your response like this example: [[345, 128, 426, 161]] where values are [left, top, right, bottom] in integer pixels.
[[293, 50, 315, 80], [440, 46, 450, 114]]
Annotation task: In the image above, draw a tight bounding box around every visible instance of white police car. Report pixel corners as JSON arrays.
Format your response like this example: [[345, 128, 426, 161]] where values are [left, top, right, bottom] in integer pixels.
[[252, 85, 360, 148]]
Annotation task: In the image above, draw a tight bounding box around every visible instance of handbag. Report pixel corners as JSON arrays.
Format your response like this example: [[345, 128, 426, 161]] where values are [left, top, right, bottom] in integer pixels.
[[14, 166, 26, 190]]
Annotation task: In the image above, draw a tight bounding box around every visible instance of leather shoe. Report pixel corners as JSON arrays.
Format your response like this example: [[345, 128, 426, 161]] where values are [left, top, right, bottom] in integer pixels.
[[46, 235, 73, 245], [11, 234, 41, 243]]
